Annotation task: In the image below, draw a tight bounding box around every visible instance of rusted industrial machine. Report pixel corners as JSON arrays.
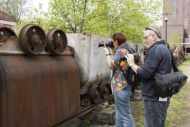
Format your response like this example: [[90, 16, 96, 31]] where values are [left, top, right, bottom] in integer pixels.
[[0, 24, 115, 127]]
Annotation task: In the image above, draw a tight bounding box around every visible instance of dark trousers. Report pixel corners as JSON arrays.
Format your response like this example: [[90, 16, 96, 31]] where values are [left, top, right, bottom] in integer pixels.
[[144, 98, 170, 127]]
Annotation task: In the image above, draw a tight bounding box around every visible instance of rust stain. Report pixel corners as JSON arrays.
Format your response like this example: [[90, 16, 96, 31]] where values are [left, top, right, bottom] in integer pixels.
[[0, 55, 80, 127], [0, 38, 17, 43], [83, 37, 85, 40], [82, 33, 87, 35], [96, 71, 99, 80]]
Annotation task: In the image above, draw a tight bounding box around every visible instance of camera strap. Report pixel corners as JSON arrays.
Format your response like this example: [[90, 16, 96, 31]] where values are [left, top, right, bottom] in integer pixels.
[[119, 64, 134, 91], [118, 46, 135, 91]]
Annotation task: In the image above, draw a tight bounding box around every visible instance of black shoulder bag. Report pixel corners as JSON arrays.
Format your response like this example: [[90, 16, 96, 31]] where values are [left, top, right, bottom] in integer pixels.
[[153, 51, 188, 98]]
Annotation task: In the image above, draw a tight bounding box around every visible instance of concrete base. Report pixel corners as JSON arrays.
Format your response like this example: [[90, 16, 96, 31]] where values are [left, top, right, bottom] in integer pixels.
[[57, 119, 82, 127], [80, 109, 116, 125], [131, 89, 142, 100]]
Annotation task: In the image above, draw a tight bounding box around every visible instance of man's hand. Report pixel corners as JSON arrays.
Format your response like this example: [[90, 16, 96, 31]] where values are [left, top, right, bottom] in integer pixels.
[[125, 54, 135, 66]]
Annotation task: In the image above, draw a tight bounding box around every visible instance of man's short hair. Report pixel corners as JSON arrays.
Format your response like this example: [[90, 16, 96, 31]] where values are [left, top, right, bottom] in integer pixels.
[[146, 26, 162, 39]]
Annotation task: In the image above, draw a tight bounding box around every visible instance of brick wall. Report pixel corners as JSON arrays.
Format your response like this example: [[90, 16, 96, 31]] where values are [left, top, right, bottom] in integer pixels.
[[0, 11, 16, 29], [0, 11, 16, 22], [160, 25, 184, 43], [0, 24, 12, 28]]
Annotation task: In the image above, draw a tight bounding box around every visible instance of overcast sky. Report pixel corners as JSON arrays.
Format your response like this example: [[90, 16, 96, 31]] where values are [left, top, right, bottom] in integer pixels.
[[31, 0, 50, 11]]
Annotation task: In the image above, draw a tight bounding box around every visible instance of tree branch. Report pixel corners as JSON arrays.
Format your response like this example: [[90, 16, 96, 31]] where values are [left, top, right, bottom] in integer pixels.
[[80, 0, 87, 33]]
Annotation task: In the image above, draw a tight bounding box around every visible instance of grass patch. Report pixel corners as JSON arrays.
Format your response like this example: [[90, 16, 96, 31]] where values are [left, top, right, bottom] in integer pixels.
[[181, 59, 190, 64]]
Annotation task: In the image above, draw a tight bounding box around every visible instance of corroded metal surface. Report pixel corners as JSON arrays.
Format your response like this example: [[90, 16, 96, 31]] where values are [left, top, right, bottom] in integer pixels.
[[53, 95, 114, 127], [19, 24, 47, 55], [89, 85, 102, 104], [66, 33, 111, 88], [0, 27, 17, 39], [0, 38, 73, 55], [47, 28, 68, 55], [100, 82, 112, 99], [0, 55, 80, 127]]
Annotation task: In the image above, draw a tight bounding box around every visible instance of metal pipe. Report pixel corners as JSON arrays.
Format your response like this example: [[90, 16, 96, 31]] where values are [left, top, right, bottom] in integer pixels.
[[165, 20, 167, 45]]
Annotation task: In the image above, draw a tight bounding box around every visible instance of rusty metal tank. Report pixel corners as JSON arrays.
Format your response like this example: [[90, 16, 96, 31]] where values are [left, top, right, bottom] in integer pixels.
[[0, 26, 80, 127]]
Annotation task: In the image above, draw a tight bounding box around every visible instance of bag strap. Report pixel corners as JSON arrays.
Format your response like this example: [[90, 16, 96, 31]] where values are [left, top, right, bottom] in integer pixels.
[[154, 45, 179, 78], [169, 50, 179, 72], [118, 46, 135, 90], [119, 65, 133, 91], [154, 72, 163, 80]]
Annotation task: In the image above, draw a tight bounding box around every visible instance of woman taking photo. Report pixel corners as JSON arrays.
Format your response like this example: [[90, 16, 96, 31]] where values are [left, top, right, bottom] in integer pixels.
[[103, 33, 135, 127]]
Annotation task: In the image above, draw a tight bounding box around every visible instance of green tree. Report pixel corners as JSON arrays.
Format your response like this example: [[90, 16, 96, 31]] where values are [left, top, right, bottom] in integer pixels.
[[29, 0, 163, 41], [0, 0, 31, 22], [168, 32, 182, 51]]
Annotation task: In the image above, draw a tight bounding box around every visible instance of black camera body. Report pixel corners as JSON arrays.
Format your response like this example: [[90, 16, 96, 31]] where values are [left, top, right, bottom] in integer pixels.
[[120, 53, 139, 62], [98, 40, 114, 48]]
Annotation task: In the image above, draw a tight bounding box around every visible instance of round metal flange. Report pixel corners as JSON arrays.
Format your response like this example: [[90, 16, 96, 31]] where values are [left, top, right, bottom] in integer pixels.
[[19, 24, 46, 55], [0, 27, 17, 38], [46, 28, 67, 55], [100, 82, 112, 99], [89, 85, 102, 104]]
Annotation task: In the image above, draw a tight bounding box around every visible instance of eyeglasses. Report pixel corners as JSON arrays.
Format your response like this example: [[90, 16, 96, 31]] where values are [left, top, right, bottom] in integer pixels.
[[145, 27, 161, 39], [143, 34, 152, 40]]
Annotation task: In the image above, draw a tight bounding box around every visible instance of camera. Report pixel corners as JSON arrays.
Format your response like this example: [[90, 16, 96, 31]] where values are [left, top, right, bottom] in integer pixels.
[[98, 40, 114, 48], [120, 53, 139, 62]]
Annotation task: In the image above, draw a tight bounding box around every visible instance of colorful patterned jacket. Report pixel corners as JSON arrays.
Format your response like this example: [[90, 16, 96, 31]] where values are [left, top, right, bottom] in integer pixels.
[[110, 44, 130, 91]]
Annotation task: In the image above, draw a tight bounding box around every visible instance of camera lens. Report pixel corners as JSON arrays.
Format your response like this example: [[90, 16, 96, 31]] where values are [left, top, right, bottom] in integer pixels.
[[98, 40, 114, 47]]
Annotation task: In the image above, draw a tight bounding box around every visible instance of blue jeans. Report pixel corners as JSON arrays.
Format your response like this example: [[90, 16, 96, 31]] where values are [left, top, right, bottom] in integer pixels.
[[114, 85, 135, 127], [144, 98, 170, 127]]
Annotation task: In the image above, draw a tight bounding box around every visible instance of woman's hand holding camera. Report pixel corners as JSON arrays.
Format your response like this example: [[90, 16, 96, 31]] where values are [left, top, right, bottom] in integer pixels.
[[103, 44, 110, 55]]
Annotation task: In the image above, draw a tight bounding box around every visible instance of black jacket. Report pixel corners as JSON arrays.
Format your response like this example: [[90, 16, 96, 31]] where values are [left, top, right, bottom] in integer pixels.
[[137, 40, 172, 101]]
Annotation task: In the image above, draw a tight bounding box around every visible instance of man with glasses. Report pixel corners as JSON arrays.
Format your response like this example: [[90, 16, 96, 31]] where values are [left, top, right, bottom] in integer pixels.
[[125, 25, 172, 127]]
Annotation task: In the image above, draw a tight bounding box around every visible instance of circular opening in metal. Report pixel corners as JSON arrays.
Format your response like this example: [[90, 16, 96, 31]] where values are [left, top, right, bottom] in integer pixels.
[[54, 48, 56, 50], [58, 33, 60, 37], [33, 29, 36, 33], [31, 47, 34, 51]]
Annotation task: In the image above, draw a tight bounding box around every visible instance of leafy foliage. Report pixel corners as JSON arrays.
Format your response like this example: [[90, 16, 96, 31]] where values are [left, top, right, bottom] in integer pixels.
[[0, 0, 31, 22], [82, 118, 91, 126], [29, 0, 163, 41], [168, 32, 182, 51]]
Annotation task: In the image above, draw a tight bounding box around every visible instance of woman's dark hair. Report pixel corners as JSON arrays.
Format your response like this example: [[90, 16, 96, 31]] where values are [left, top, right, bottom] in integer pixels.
[[111, 33, 127, 46]]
